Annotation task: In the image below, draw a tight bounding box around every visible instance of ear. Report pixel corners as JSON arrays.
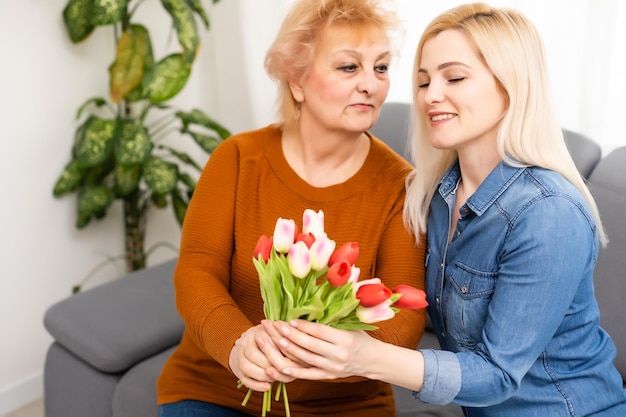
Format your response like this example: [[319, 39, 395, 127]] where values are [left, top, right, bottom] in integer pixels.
[[289, 77, 304, 103]]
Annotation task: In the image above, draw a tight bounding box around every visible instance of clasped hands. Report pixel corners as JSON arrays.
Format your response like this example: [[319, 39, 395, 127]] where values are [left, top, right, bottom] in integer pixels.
[[229, 320, 373, 392]]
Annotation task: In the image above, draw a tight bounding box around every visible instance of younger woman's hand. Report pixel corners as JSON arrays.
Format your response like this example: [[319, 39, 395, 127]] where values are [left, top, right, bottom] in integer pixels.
[[259, 319, 378, 381]]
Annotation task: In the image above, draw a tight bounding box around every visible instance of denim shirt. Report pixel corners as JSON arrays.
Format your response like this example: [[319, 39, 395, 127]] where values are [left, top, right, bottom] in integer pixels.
[[415, 161, 626, 417]]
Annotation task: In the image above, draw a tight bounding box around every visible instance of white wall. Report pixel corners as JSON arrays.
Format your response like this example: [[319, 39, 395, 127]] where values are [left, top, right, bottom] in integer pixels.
[[0, 1, 237, 414], [1, 0, 624, 415]]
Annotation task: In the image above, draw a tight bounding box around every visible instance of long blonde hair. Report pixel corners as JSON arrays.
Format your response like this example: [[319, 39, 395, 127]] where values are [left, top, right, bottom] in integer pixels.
[[264, 0, 400, 130], [403, 2, 607, 246]]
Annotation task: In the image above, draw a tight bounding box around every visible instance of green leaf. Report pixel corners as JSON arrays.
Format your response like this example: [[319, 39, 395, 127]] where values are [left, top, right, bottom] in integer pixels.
[[91, 0, 128, 26], [62, 0, 95, 43], [77, 185, 114, 228], [115, 119, 152, 166], [76, 97, 107, 120], [161, 0, 200, 64], [151, 192, 168, 208], [142, 53, 191, 104], [114, 164, 140, 196], [171, 188, 188, 226], [176, 108, 232, 139], [109, 27, 146, 103], [123, 25, 155, 103], [53, 160, 85, 197], [179, 172, 197, 189], [74, 116, 116, 168], [143, 157, 178, 194], [162, 145, 202, 171], [185, 0, 209, 28], [187, 130, 222, 154]]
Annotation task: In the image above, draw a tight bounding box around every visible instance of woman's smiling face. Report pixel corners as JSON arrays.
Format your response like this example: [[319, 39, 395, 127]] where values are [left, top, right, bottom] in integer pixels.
[[416, 29, 507, 153]]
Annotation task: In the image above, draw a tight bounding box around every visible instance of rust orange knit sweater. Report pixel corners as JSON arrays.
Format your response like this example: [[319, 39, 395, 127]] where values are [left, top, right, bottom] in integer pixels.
[[157, 125, 426, 417]]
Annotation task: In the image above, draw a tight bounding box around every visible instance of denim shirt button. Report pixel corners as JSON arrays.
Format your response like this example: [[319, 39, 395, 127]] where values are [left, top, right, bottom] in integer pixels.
[[461, 285, 467, 294]]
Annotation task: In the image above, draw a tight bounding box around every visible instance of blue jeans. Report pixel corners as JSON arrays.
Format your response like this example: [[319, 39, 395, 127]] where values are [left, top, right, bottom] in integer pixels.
[[159, 400, 251, 417]]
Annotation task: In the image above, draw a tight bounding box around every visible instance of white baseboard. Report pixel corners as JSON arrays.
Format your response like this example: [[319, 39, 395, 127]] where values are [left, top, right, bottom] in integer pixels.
[[0, 372, 43, 416]]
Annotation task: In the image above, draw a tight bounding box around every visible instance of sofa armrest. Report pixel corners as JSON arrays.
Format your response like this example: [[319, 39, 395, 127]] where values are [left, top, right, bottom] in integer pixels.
[[44, 258, 184, 373]]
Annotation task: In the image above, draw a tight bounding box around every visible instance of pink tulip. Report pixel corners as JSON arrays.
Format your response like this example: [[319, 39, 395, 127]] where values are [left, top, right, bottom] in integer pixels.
[[356, 299, 396, 323], [309, 235, 336, 270], [327, 260, 351, 287], [288, 241, 311, 278], [392, 285, 429, 309], [347, 265, 360, 285], [273, 218, 296, 254], [253, 235, 273, 262], [328, 242, 359, 266], [302, 209, 325, 238]]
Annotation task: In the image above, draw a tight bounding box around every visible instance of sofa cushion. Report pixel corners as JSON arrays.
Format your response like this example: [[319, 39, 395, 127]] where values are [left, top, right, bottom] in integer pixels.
[[113, 346, 176, 417], [44, 259, 184, 373], [588, 147, 626, 380]]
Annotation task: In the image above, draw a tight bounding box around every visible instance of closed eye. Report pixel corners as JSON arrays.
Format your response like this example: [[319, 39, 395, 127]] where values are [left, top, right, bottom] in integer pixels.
[[449, 77, 466, 83]]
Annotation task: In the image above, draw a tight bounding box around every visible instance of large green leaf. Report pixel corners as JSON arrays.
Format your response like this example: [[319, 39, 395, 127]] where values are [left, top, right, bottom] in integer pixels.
[[74, 116, 116, 168], [63, 0, 95, 43], [124, 25, 155, 103], [176, 108, 232, 139], [91, 0, 128, 26], [161, 0, 200, 64], [143, 157, 178, 195], [115, 119, 152, 166], [53, 160, 85, 197], [114, 164, 141, 196], [142, 54, 191, 103], [77, 185, 114, 228], [109, 26, 146, 103]]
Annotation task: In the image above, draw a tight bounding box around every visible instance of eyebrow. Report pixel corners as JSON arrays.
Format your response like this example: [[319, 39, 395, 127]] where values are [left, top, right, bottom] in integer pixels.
[[335, 49, 391, 61], [418, 61, 471, 73]]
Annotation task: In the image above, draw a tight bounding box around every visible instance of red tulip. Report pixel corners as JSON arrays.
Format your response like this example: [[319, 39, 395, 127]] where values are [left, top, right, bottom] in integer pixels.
[[327, 260, 351, 287], [254, 235, 273, 262], [356, 283, 392, 307], [392, 285, 428, 309], [295, 232, 316, 248], [328, 242, 359, 266]]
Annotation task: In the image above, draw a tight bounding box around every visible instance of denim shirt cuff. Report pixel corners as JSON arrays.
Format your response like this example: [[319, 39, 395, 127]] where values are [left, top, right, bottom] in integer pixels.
[[413, 349, 461, 405]]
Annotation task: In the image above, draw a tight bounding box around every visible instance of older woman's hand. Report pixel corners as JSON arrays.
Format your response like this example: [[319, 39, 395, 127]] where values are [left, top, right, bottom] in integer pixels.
[[228, 324, 298, 392]]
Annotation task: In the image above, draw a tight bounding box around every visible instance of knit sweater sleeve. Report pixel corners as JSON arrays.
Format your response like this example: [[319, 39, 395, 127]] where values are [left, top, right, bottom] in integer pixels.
[[173, 137, 253, 369]]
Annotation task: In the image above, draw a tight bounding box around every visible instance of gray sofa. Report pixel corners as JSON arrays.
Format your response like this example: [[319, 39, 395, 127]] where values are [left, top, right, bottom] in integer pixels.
[[44, 104, 626, 417]]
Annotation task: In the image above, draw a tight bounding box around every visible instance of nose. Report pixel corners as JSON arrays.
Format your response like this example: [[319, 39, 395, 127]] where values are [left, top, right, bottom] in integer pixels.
[[423, 79, 444, 105], [357, 70, 379, 96]]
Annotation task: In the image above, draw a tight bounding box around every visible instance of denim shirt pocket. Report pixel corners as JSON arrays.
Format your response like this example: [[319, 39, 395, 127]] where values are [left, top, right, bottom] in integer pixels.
[[446, 262, 497, 350]]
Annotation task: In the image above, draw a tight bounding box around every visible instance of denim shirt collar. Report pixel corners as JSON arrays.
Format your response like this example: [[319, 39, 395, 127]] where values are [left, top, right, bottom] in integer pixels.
[[439, 159, 527, 216]]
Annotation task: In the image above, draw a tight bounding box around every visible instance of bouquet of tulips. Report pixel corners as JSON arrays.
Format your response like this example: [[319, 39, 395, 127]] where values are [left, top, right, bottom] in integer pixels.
[[238, 209, 427, 416]]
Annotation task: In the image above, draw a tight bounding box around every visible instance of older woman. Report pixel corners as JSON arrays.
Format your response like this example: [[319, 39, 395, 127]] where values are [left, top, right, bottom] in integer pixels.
[[156, 0, 426, 416]]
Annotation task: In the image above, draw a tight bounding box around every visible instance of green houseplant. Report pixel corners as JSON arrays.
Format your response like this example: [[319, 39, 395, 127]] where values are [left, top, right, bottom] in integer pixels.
[[53, 0, 231, 289]]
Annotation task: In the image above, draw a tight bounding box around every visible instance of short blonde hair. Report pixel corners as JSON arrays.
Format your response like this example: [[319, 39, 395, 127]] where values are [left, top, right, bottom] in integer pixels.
[[265, 0, 400, 129], [404, 2, 607, 246]]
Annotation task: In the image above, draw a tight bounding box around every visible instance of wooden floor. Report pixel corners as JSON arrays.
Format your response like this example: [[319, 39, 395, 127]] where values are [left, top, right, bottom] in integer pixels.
[[2, 398, 43, 417]]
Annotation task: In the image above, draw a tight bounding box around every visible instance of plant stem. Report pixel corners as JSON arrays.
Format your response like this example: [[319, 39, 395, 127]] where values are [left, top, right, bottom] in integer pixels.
[[123, 190, 147, 272]]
